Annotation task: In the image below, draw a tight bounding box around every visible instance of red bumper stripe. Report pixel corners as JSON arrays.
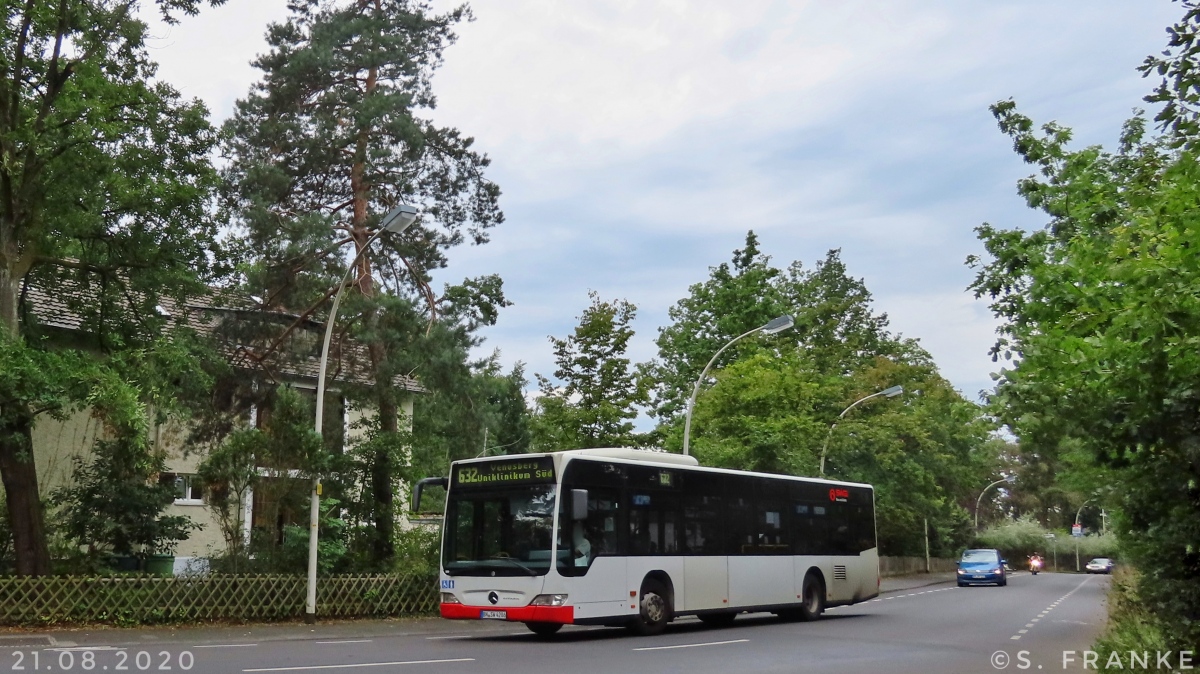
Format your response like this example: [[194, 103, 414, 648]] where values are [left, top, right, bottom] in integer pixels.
[[440, 603, 574, 624]]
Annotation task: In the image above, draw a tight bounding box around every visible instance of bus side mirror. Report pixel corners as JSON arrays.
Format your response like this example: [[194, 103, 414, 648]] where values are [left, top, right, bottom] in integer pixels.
[[571, 489, 588, 521], [412, 476, 448, 513]]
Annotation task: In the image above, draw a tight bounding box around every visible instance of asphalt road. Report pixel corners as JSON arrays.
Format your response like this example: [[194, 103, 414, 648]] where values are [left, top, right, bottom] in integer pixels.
[[1, 572, 1111, 674]]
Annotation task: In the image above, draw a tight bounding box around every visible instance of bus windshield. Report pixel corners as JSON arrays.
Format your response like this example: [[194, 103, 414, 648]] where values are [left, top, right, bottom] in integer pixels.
[[442, 485, 558, 576]]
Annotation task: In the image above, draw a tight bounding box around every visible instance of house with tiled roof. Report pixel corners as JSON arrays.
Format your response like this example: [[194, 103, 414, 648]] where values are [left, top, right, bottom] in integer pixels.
[[17, 274, 423, 573]]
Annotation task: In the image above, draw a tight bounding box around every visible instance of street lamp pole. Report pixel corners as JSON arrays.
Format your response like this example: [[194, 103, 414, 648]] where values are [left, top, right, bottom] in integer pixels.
[[306, 204, 417, 624], [681, 314, 794, 456], [817, 385, 904, 477], [1074, 499, 1096, 572], [974, 475, 1017, 530]]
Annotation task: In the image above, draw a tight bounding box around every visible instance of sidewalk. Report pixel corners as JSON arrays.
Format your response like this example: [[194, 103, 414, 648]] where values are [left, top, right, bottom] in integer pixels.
[[7, 573, 964, 647], [880, 571, 957, 593]]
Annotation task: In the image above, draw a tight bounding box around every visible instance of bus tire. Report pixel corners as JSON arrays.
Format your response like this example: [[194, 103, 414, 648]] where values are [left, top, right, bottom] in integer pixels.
[[698, 612, 737, 627], [629, 578, 672, 636], [524, 622, 563, 637], [797, 572, 825, 621]]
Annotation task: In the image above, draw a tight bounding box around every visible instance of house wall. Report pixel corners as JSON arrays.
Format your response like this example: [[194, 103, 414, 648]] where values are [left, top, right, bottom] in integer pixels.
[[153, 420, 228, 564], [31, 407, 101, 495], [5, 390, 417, 572], [345, 395, 417, 525]]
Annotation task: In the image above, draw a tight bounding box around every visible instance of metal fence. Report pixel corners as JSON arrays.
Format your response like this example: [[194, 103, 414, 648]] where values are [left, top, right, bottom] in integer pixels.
[[0, 573, 438, 626]]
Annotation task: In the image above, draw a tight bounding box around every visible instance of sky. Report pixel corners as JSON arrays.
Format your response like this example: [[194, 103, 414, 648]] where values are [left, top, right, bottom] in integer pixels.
[[142, 0, 1181, 420]]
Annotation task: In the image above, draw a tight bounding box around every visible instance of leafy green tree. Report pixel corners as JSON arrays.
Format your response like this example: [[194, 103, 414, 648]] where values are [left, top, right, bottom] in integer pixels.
[[0, 0, 225, 575], [53, 369, 200, 564], [655, 234, 996, 554], [533, 292, 648, 450], [969, 98, 1200, 647], [647, 232, 786, 422], [221, 0, 503, 566]]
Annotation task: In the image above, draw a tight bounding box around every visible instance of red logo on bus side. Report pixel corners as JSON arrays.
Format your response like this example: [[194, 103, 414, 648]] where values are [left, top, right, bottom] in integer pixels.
[[829, 488, 849, 502]]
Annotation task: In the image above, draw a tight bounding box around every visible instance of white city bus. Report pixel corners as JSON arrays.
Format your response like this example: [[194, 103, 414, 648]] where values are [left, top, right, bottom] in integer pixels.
[[414, 447, 879, 637]]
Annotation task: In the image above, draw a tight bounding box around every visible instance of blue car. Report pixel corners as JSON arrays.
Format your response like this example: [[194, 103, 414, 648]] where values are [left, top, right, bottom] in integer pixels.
[[957, 549, 1007, 587]]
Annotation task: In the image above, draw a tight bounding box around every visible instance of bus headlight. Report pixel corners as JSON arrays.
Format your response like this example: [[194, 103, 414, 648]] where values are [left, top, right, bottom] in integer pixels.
[[530, 594, 568, 607], [441, 592, 460, 604]]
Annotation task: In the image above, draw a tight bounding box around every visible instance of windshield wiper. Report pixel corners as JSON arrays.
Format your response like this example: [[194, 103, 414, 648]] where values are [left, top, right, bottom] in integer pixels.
[[489, 556, 537, 576]]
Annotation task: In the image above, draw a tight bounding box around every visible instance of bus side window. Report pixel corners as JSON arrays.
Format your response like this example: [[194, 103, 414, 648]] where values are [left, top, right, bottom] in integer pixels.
[[589, 492, 621, 556]]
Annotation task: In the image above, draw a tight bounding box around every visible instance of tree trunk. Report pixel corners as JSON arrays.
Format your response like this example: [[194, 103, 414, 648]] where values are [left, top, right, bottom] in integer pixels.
[[369, 367, 397, 565], [0, 408, 52, 576], [0, 264, 19, 336]]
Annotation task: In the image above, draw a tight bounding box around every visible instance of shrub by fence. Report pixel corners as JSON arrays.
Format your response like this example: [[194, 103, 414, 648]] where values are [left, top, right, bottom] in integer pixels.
[[0, 573, 438, 627]]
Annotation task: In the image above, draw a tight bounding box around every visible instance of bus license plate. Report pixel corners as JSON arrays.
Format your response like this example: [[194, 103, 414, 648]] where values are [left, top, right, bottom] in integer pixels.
[[480, 610, 507, 620]]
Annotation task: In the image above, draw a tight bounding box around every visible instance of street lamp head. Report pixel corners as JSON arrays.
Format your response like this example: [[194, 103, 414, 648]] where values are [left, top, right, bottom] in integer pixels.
[[380, 203, 418, 233], [760, 314, 794, 335], [881, 385, 904, 398]]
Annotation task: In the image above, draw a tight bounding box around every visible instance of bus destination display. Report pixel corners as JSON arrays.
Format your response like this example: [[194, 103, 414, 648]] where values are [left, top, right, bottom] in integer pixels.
[[452, 456, 555, 488]]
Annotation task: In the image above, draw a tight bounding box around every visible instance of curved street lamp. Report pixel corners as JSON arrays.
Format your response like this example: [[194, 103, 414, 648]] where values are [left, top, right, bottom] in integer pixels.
[[974, 474, 1017, 530], [817, 385, 904, 477], [1073, 498, 1099, 572], [306, 203, 418, 623], [681, 314, 794, 456]]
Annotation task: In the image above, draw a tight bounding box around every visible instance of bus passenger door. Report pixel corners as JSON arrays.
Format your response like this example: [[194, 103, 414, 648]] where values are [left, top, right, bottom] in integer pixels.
[[560, 489, 630, 621]]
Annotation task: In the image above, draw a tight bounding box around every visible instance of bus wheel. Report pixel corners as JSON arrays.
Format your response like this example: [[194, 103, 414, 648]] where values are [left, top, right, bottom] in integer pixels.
[[629, 579, 672, 636], [524, 622, 563, 637], [698, 612, 737, 627], [798, 572, 825, 621]]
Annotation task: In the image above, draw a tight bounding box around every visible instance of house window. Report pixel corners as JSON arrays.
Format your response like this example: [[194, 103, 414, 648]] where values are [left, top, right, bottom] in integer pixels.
[[160, 473, 205, 504]]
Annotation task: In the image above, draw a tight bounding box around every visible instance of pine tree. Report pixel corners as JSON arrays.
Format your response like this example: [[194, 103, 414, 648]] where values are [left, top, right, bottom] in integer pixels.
[[222, 0, 503, 565]]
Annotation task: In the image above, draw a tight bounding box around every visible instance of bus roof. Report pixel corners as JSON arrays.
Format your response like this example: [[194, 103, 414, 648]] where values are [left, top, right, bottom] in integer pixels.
[[453, 447, 872, 490]]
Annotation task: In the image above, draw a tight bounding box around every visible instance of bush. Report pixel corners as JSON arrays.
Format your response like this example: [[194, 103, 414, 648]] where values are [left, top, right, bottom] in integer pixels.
[[1093, 567, 1178, 673], [974, 515, 1120, 568], [391, 526, 440, 576], [975, 514, 1048, 559]]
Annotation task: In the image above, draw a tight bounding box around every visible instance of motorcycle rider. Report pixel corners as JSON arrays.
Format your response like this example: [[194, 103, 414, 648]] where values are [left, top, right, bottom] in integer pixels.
[[1029, 552, 1044, 573]]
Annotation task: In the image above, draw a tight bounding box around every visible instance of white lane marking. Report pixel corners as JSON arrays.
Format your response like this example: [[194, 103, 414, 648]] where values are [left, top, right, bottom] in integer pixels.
[[243, 658, 475, 672], [315, 640, 373, 645], [634, 639, 750, 652], [1025, 623, 1034, 628], [1018, 629, 1028, 634], [1031, 618, 1040, 622], [1010, 636, 1021, 641], [425, 636, 471, 641], [195, 644, 260, 649], [47, 647, 125, 652]]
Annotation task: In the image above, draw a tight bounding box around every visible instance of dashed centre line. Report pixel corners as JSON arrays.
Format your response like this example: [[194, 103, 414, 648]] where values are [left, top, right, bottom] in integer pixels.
[[243, 658, 475, 672], [194, 644, 259, 649], [633, 639, 749, 652], [1008, 575, 1094, 641]]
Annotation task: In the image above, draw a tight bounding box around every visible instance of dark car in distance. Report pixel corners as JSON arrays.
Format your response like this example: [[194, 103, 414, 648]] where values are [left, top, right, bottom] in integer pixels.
[[958, 548, 1007, 587]]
